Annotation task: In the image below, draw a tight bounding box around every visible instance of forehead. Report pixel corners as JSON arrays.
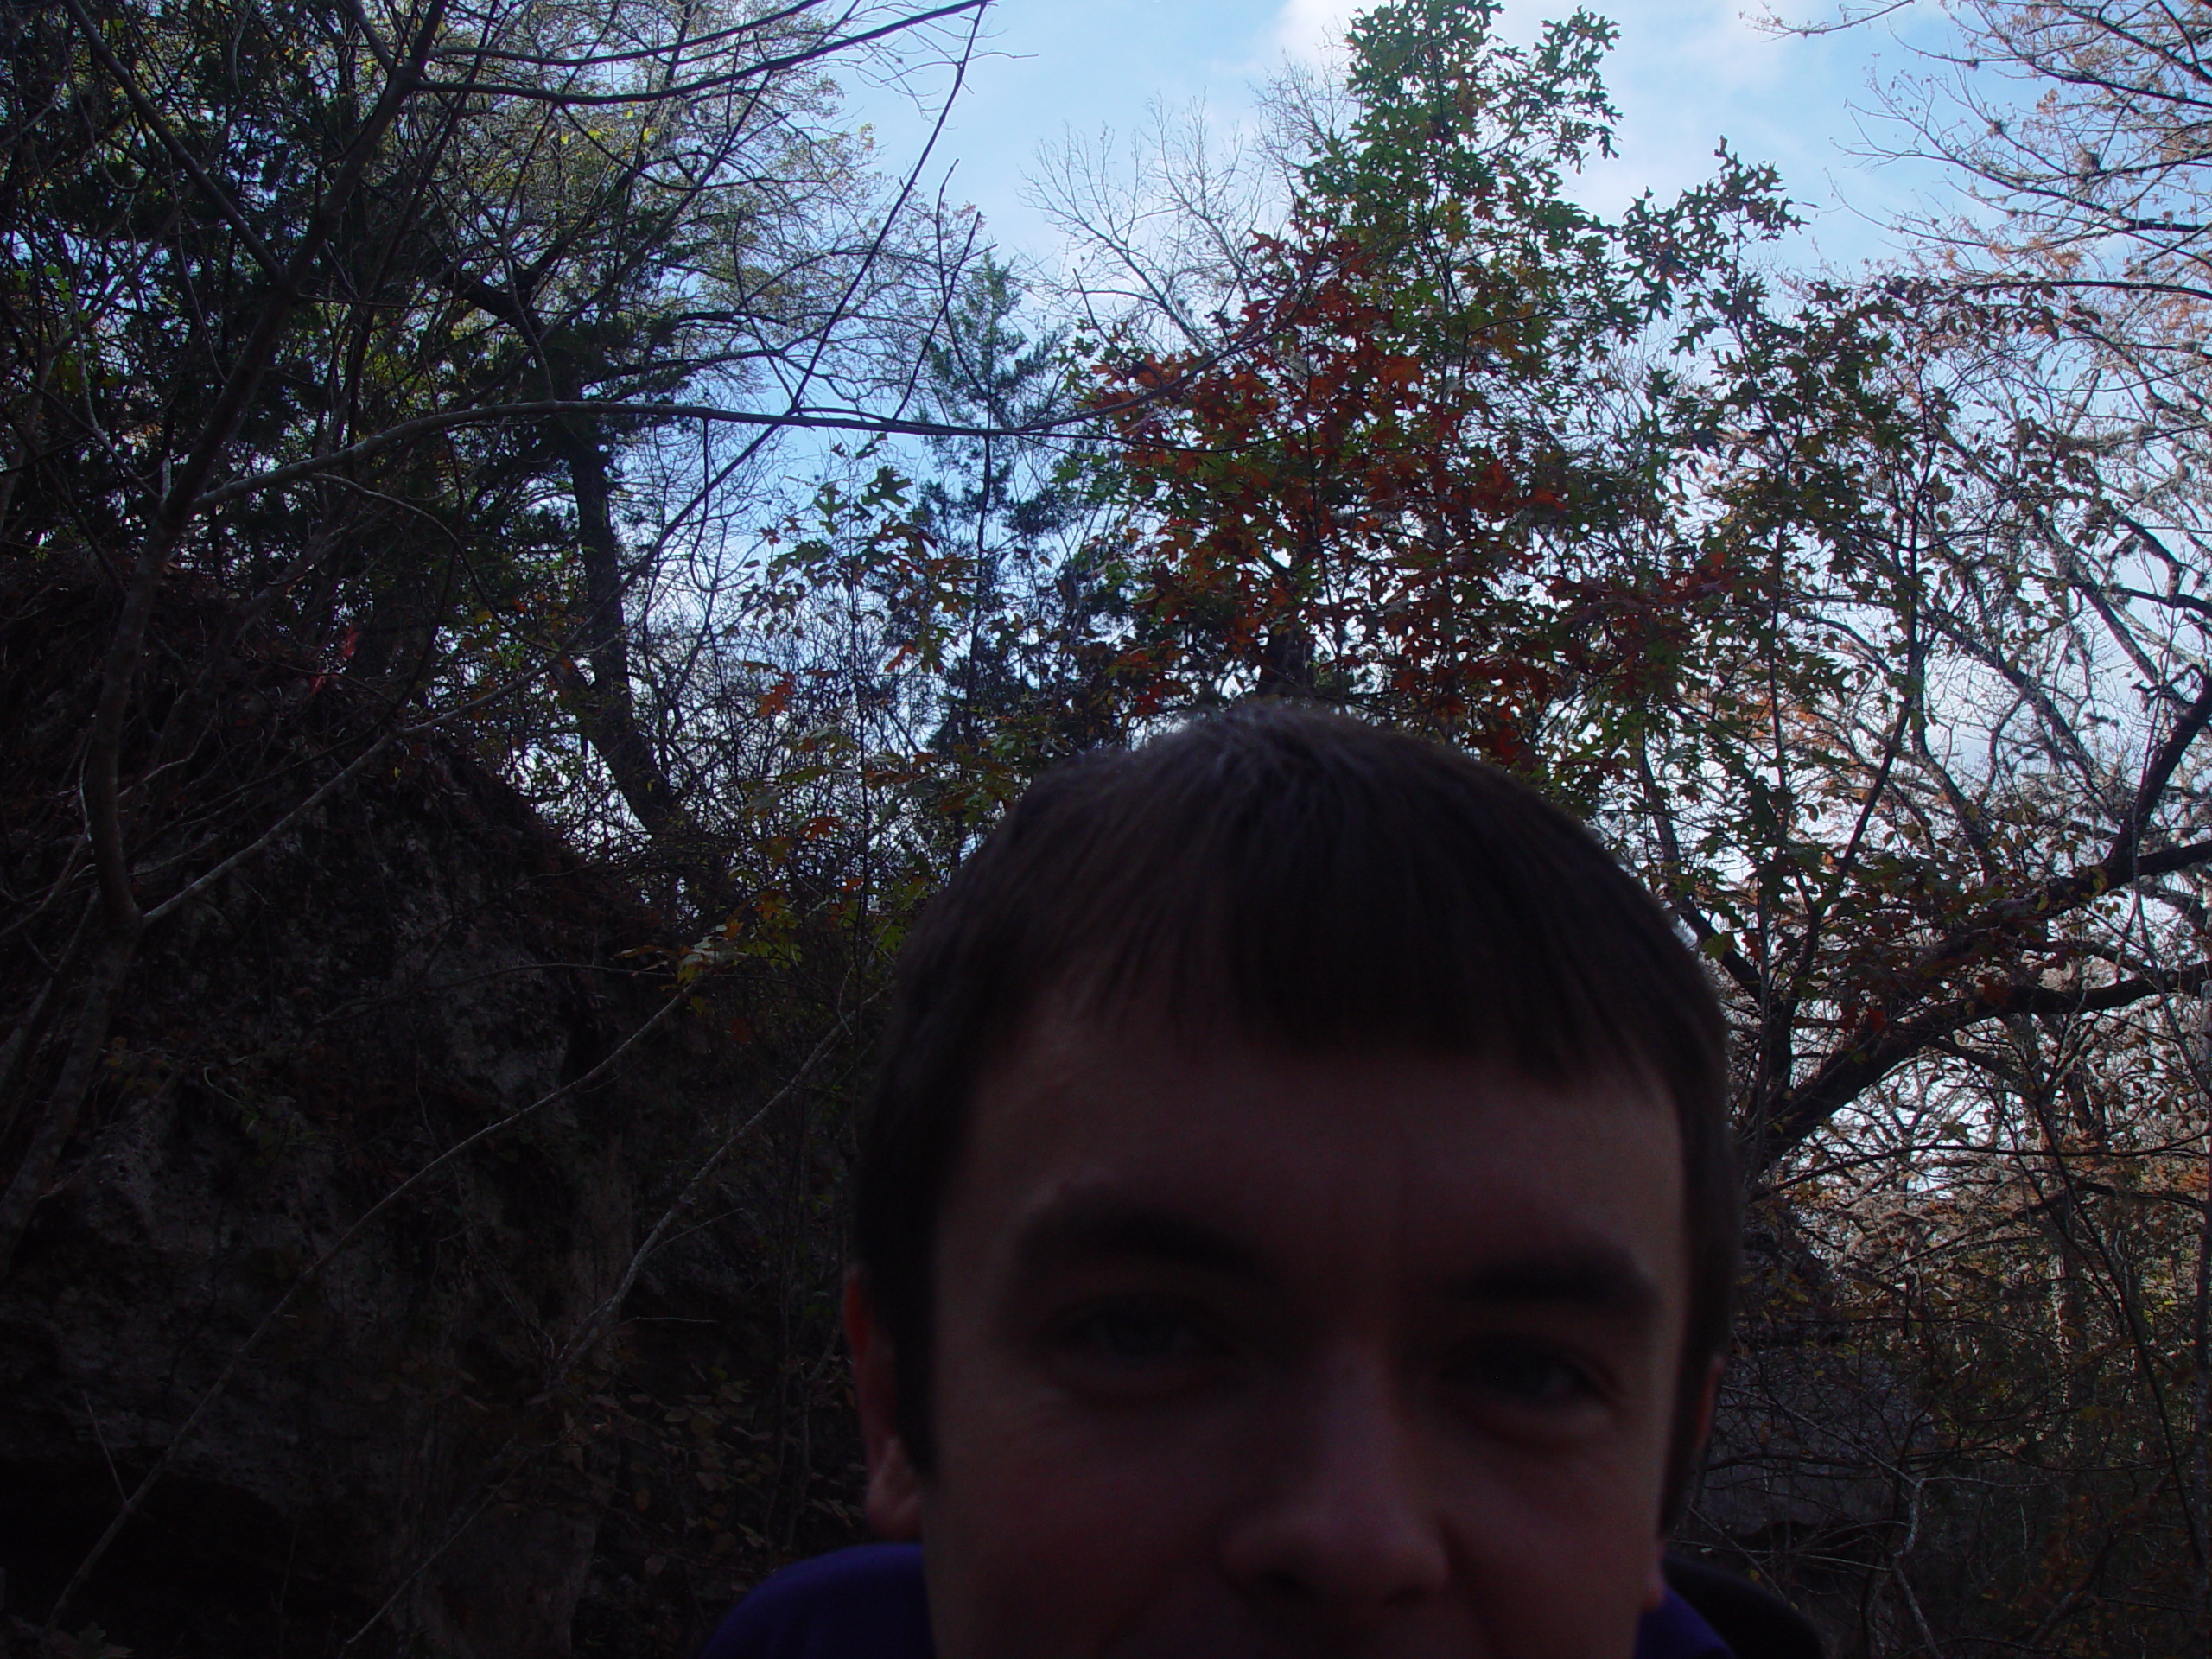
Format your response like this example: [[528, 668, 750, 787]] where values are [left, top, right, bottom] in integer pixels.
[[943, 1013, 1687, 1297]]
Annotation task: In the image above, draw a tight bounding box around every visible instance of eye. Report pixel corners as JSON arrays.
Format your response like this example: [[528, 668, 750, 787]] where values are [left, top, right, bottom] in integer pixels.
[[1054, 1298, 1218, 1366], [1448, 1342, 1600, 1408]]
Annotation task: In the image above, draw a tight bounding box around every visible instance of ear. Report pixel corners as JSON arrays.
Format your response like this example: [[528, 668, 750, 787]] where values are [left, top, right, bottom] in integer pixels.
[[843, 1265, 923, 1541], [1690, 1352, 1724, 1454]]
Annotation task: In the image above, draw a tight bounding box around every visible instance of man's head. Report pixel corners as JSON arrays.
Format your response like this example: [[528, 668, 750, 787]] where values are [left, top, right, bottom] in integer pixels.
[[846, 705, 1738, 1657]]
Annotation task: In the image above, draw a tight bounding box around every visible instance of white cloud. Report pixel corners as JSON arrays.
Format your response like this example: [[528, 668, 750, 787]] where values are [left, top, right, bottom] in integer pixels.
[[1265, 2, 1789, 95], [1270, 0, 1363, 67]]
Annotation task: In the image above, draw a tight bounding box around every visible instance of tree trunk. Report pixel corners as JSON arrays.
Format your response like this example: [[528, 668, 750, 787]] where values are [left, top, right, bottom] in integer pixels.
[[555, 423, 734, 916]]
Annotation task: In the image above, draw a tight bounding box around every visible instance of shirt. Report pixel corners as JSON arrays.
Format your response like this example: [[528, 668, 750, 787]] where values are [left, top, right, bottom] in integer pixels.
[[697, 1544, 1734, 1659]]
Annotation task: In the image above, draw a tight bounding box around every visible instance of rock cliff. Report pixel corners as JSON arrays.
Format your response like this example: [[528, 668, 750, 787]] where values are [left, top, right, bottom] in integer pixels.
[[0, 588, 864, 1657]]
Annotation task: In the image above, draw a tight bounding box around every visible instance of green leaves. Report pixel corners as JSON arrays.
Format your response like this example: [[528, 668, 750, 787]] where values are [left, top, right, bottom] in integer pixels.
[[1089, 0, 1801, 798]]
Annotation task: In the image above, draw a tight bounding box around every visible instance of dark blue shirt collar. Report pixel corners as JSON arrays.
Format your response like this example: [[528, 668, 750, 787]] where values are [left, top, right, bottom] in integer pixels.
[[697, 1543, 1736, 1659]]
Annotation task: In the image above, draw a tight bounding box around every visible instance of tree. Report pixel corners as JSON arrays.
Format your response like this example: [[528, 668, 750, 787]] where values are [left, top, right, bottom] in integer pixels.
[[1080, 2, 1799, 772], [907, 253, 1126, 762], [1594, 2, 2212, 1641], [0, 0, 1012, 1642], [0, 0, 995, 1266]]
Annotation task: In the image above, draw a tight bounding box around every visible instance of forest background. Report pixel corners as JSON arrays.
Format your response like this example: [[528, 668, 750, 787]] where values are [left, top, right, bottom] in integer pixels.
[[6, 0, 2212, 1654]]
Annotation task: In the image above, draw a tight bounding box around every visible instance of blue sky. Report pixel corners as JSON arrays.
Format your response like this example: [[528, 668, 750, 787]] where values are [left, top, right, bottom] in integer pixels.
[[852, 0, 1966, 275]]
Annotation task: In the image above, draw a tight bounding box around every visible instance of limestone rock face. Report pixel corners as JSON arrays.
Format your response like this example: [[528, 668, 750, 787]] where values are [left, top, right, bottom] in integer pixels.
[[0, 744, 780, 1658]]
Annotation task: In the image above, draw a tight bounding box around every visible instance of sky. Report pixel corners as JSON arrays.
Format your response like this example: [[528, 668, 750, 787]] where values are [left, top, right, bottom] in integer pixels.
[[848, 0, 1968, 277]]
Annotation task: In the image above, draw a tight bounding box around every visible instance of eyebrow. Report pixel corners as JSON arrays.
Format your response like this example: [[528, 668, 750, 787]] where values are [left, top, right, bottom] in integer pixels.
[[1451, 1246, 1662, 1324], [1008, 1199, 1661, 1324], [1009, 1197, 1264, 1280]]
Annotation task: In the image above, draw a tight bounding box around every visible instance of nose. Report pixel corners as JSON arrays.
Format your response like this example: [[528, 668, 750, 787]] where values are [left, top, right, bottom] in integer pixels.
[[1217, 1350, 1452, 1624]]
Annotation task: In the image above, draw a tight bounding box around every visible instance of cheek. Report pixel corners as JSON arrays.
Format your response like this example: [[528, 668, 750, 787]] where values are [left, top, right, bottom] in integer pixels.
[[1436, 1439, 1667, 1651], [924, 1366, 1244, 1653], [1452, 1389, 1675, 1541]]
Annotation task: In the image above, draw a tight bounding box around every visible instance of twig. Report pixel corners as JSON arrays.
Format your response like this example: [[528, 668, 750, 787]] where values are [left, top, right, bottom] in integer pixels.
[[143, 733, 396, 925], [82, 1392, 125, 1504], [543, 1002, 868, 1389], [334, 1473, 516, 1652]]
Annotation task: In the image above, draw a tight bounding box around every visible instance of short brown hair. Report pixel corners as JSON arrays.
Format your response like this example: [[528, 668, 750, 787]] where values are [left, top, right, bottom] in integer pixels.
[[855, 703, 1737, 1522]]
